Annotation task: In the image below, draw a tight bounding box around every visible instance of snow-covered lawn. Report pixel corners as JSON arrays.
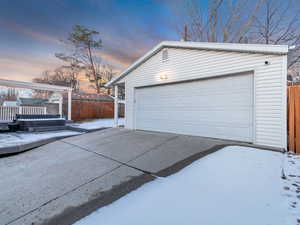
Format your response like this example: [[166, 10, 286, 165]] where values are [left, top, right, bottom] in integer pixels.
[[0, 130, 81, 148], [70, 118, 125, 130], [283, 153, 300, 224], [74, 146, 300, 225]]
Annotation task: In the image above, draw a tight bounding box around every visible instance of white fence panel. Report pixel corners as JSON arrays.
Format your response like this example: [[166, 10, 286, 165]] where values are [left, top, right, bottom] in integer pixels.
[[0, 107, 19, 121], [0, 106, 46, 121], [20, 106, 46, 115]]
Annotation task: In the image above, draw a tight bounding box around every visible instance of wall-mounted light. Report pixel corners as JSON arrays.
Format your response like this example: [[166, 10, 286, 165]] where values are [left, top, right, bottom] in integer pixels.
[[160, 73, 168, 80]]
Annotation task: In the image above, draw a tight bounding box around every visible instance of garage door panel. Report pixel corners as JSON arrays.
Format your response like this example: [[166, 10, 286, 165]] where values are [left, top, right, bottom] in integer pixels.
[[137, 110, 252, 123], [138, 88, 252, 98], [135, 73, 253, 142], [136, 116, 252, 129], [137, 93, 252, 107], [137, 120, 252, 142], [138, 103, 252, 110]]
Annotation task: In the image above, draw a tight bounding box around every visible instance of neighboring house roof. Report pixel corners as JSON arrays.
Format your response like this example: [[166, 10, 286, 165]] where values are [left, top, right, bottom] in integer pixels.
[[2, 101, 18, 107], [48, 92, 62, 104], [106, 41, 289, 87], [19, 98, 48, 106]]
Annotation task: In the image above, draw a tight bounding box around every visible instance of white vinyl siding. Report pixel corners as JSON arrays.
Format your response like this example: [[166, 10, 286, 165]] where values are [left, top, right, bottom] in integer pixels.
[[135, 73, 253, 142], [124, 48, 287, 149]]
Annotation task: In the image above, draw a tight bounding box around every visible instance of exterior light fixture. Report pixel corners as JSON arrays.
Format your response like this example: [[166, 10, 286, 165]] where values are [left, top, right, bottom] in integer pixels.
[[160, 73, 168, 80]]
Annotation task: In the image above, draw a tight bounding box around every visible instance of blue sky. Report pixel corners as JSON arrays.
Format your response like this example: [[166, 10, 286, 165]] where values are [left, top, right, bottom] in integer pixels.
[[1, 0, 297, 85], [0, 0, 183, 82]]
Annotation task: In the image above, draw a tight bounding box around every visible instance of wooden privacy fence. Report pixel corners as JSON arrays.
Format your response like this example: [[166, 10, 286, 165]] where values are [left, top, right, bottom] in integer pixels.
[[288, 85, 300, 154], [0, 106, 46, 122], [71, 100, 114, 121], [67, 100, 125, 121]]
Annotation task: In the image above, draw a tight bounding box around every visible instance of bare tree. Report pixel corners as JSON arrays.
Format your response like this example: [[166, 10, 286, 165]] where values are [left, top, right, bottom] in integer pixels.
[[0, 88, 18, 102], [55, 54, 83, 91], [56, 25, 115, 94], [33, 67, 82, 98], [251, 0, 300, 71], [171, 0, 300, 77], [33, 66, 80, 91], [172, 0, 263, 43], [85, 60, 114, 94]]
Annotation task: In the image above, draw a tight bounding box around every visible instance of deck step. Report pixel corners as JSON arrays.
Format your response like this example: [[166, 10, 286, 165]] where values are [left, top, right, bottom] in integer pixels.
[[0, 123, 9, 131], [18, 119, 66, 131], [28, 126, 67, 132]]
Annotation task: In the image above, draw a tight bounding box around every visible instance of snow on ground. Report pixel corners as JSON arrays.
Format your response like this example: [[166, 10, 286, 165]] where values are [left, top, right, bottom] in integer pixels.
[[282, 153, 300, 224], [0, 130, 81, 148], [74, 146, 300, 225], [70, 118, 125, 130]]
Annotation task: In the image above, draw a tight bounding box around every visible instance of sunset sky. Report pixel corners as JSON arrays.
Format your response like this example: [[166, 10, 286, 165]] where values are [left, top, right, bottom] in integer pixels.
[[0, 0, 190, 85], [3, 0, 295, 90]]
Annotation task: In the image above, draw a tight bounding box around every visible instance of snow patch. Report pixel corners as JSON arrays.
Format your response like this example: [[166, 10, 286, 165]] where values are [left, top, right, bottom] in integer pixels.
[[70, 118, 125, 130], [74, 146, 300, 225], [0, 131, 81, 148], [282, 153, 300, 224]]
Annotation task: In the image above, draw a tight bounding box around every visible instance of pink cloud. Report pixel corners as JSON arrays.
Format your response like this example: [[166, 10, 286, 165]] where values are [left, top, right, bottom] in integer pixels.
[[0, 55, 60, 81], [0, 20, 61, 45]]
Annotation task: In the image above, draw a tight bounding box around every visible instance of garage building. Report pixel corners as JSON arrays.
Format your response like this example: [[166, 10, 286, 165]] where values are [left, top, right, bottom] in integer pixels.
[[106, 41, 288, 150]]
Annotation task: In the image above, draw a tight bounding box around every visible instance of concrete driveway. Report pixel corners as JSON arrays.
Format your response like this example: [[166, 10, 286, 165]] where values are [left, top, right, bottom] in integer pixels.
[[0, 128, 252, 225]]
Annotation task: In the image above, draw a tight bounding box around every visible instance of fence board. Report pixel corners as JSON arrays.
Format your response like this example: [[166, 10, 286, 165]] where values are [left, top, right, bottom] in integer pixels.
[[295, 87, 300, 153], [288, 87, 295, 152], [288, 85, 300, 154]]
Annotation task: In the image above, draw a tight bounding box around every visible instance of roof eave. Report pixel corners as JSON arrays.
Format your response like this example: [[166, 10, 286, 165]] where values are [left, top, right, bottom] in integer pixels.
[[0, 79, 73, 92], [106, 41, 289, 87]]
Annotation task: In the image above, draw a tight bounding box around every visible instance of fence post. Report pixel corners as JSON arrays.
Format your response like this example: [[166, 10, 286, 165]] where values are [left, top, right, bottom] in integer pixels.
[[114, 85, 119, 127], [59, 95, 63, 118], [288, 87, 295, 152], [68, 90, 72, 120]]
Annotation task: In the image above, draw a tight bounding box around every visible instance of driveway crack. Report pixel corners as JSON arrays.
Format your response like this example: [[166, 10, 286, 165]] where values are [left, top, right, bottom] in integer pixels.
[[60, 140, 158, 177], [62, 129, 132, 147], [126, 135, 180, 165]]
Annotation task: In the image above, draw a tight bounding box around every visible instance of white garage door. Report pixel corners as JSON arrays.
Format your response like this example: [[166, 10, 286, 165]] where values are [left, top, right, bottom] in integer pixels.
[[135, 73, 254, 142]]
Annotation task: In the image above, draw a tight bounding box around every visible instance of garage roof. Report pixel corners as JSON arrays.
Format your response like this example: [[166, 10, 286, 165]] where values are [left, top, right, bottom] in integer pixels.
[[106, 41, 289, 87]]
